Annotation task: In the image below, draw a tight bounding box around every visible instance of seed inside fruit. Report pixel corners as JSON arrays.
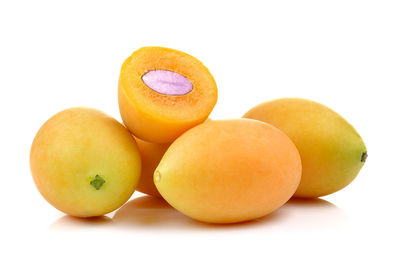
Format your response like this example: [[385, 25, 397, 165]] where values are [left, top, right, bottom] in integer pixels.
[[141, 69, 193, 96], [119, 47, 218, 143], [90, 175, 105, 190]]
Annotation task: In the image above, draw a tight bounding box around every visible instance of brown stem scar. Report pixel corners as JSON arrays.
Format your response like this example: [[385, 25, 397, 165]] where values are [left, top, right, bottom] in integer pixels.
[[361, 152, 368, 162]]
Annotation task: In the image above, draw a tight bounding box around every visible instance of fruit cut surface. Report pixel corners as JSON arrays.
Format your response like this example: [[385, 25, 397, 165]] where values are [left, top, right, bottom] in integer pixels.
[[119, 47, 218, 143]]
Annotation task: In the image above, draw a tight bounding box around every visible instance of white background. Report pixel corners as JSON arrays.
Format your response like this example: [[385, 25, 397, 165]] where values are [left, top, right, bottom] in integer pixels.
[[1, 0, 399, 268]]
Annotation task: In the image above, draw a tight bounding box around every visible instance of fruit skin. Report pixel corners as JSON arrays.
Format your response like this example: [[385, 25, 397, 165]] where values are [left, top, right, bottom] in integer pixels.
[[243, 98, 367, 198], [118, 46, 218, 143], [134, 137, 169, 197], [154, 119, 302, 224], [134, 119, 211, 197], [30, 107, 141, 217]]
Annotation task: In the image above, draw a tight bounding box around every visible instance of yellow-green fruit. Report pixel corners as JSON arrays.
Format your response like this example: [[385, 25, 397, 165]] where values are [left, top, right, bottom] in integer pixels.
[[154, 119, 302, 224], [243, 98, 367, 198], [30, 107, 141, 217]]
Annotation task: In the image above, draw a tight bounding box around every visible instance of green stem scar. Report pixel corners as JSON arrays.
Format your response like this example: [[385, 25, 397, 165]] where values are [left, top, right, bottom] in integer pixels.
[[361, 152, 368, 163], [90, 175, 105, 190]]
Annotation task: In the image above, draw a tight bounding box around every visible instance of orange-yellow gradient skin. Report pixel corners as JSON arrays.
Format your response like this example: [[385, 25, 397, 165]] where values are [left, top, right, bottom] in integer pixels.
[[30, 108, 141, 217], [134, 137, 169, 197], [154, 119, 302, 224], [243, 98, 367, 198], [118, 46, 218, 143]]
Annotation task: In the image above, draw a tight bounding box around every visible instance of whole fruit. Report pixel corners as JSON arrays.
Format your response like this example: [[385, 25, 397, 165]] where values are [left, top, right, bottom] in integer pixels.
[[243, 98, 367, 198], [30, 107, 141, 217], [154, 119, 302, 224]]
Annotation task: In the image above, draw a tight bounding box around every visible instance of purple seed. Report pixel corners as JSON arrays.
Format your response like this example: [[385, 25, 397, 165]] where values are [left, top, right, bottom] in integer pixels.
[[141, 70, 193, 96]]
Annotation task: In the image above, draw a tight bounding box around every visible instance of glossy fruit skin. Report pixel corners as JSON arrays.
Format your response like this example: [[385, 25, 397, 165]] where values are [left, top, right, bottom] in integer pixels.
[[30, 107, 141, 217], [134, 137, 169, 197], [243, 98, 367, 198], [154, 119, 302, 224], [118, 46, 218, 144]]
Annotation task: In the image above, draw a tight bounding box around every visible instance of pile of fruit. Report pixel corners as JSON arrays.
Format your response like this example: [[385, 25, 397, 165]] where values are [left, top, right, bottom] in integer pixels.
[[30, 47, 367, 224]]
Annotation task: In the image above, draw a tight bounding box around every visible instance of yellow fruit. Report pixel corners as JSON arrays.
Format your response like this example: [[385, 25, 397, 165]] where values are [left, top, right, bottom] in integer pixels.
[[30, 107, 141, 217], [118, 46, 218, 143], [243, 98, 367, 198], [154, 119, 302, 223], [134, 137, 169, 197]]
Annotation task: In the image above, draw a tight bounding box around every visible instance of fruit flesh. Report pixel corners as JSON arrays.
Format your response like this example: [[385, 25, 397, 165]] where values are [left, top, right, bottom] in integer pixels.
[[154, 119, 302, 224], [134, 137, 169, 197], [118, 46, 218, 143], [30, 107, 141, 217], [243, 98, 367, 198]]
